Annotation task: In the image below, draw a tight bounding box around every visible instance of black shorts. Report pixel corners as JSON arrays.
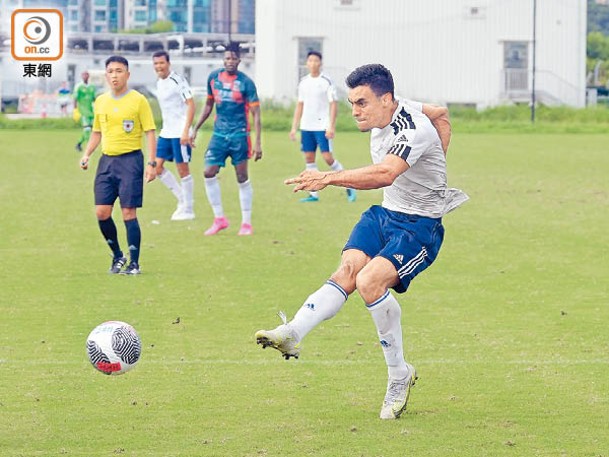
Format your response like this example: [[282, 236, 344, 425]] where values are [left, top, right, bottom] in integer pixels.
[[94, 150, 144, 208]]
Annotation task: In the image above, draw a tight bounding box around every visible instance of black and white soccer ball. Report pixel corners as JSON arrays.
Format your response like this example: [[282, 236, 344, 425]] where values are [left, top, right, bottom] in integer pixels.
[[86, 321, 141, 375]]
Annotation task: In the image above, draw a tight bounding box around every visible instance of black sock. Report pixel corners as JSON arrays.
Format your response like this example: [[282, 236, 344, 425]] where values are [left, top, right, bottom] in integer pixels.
[[124, 218, 141, 264], [98, 217, 122, 258]]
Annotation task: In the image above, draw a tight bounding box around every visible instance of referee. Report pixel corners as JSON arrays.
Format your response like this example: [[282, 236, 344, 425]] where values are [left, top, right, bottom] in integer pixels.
[[79, 55, 157, 275]]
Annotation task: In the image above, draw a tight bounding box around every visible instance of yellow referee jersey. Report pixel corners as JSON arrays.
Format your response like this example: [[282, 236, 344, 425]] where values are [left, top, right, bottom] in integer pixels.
[[93, 90, 156, 156]]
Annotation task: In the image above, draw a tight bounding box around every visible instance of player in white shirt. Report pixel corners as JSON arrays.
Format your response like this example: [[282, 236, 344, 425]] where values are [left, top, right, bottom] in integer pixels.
[[152, 51, 196, 221], [256, 64, 468, 420], [290, 51, 356, 203]]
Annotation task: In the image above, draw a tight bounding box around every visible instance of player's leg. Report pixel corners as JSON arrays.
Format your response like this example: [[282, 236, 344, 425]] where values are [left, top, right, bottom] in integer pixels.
[[356, 256, 417, 419], [156, 138, 184, 219], [76, 115, 92, 151], [175, 142, 194, 218], [365, 214, 444, 419], [233, 138, 253, 235], [203, 136, 229, 235], [255, 249, 367, 359], [299, 131, 319, 202], [120, 208, 141, 275], [94, 155, 125, 273], [255, 206, 385, 358], [117, 152, 144, 274], [320, 141, 356, 202]]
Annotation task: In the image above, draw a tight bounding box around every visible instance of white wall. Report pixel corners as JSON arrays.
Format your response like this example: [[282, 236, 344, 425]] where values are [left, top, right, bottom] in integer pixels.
[[255, 0, 586, 108]]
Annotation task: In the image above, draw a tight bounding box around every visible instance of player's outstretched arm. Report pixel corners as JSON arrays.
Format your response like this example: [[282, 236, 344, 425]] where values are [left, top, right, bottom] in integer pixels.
[[285, 154, 409, 192]]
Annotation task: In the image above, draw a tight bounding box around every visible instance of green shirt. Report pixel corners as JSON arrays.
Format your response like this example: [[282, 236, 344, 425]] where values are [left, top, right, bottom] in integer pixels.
[[73, 82, 97, 117]]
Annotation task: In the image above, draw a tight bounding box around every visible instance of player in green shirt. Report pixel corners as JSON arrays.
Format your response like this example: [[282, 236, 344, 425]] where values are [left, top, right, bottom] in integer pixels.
[[73, 71, 97, 152]]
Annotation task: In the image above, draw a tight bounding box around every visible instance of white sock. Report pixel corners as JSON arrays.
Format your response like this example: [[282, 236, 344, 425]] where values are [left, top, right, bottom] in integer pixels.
[[289, 280, 348, 340], [305, 163, 319, 198], [367, 291, 409, 380], [159, 169, 182, 204], [330, 160, 344, 171], [181, 175, 194, 212], [238, 180, 253, 225], [204, 176, 223, 218]]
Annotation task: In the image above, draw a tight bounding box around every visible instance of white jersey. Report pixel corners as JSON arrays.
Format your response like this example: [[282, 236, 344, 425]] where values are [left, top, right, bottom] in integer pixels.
[[370, 99, 468, 218], [156, 71, 193, 138], [297, 73, 338, 131]]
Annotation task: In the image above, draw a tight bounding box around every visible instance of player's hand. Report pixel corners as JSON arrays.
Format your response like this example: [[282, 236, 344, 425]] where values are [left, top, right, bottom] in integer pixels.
[[189, 132, 197, 148], [285, 170, 329, 192], [145, 165, 157, 183], [325, 128, 335, 140], [180, 133, 191, 147], [252, 146, 263, 162], [289, 129, 297, 141], [80, 155, 89, 170]]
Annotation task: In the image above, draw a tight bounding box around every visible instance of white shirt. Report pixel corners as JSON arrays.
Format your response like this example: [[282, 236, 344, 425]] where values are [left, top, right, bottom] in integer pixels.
[[156, 71, 193, 138], [370, 99, 468, 218], [297, 73, 338, 131]]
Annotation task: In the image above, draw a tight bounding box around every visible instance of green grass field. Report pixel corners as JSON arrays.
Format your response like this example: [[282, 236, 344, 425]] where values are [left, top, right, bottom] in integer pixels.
[[1, 129, 608, 457]]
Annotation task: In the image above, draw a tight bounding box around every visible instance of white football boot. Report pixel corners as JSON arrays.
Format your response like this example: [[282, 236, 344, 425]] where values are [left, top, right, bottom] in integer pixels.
[[380, 362, 418, 420], [255, 311, 301, 360]]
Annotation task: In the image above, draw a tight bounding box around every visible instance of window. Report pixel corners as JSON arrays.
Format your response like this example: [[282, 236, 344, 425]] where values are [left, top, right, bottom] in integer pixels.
[[95, 10, 106, 21], [335, 0, 360, 9], [504, 42, 528, 70], [135, 10, 147, 21]]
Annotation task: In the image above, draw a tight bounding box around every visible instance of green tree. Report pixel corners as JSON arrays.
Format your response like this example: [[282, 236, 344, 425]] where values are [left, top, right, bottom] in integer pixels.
[[148, 20, 175, 33]]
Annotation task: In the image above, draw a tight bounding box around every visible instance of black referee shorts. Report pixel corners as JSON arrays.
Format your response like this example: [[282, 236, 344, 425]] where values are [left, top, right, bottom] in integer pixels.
[[94, 150, 144, 208]]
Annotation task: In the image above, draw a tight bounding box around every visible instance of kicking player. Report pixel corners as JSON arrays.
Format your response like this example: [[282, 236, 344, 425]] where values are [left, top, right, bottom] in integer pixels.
[[152, 51, 196, 221], [256, 64, 468, 419]]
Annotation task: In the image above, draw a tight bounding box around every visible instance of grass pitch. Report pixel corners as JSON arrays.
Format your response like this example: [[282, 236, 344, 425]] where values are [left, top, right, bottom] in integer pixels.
[[0, 129, 608, 456]]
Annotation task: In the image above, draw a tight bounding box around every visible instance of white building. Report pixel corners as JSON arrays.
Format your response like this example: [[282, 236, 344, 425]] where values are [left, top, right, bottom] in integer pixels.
[[255, 0, 587, 108]]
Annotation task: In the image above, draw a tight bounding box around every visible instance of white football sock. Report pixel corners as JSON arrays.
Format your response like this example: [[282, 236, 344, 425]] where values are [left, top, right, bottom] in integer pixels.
[[204, 176, 224, 218], [159, 169, 183, 204], [238, 180, 253, 225], [181, 175, 194, 212], [367, 291, 409, 380], [305, 163, 319, 198], [289, 280, 348, 340], [330, 160, 344, 171]]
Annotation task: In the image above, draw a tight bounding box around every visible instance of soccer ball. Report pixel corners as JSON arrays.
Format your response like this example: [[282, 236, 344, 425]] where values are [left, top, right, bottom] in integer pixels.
[[86, 321, 141, 375]]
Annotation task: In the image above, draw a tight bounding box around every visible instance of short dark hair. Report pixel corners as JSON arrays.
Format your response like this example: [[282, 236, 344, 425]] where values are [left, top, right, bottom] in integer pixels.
[[346, 64, 394, 99], [152, 50, 170, 62], [225, 42, 240, 58], [105, 55, 129, 69], [307, 50, 322, 60]]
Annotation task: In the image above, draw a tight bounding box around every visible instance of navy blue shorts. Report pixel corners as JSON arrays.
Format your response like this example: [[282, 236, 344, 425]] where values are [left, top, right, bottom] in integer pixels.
[[301, 130, 332, 153], [157, 137, 192, 163], [94, 150, 144, 208], [344, 205, 444, 293], [205, 133, 251, 167]]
